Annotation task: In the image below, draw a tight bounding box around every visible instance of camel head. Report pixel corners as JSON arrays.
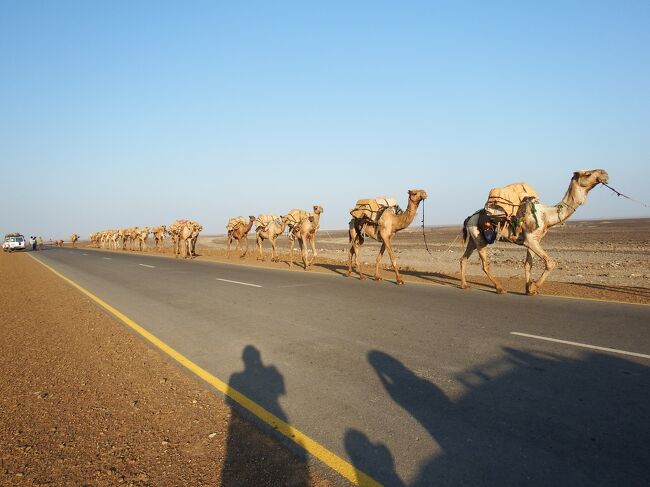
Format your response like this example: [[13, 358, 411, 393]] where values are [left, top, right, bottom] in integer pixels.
[[312, 205, 324, 215], [572, 169, 609, 190], [408, 189, 428, 203]]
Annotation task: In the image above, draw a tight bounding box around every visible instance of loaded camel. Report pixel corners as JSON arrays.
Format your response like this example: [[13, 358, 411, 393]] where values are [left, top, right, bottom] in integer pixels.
[[127, 227, 140, 251], [168, 220, 202, 259], [226, 216, 255, 258], [70, 233, 79, 248], [347, 189, 428, 285], [135, 227, 150, 252], [255, 215, 288, 262], [288, 206, 324, 269], [460, 169, 609, 295], [151, 225, 166, 251]]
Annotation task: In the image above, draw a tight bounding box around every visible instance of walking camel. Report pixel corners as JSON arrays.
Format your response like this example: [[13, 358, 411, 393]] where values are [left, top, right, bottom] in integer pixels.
[[227, 216, 255, 258], [460, 169, 609, 295], [256, 215, 289, 262], [168, 220, 202, 259], [288, 205, 324, 269], [347, 189, 428, 285], [70, 233, 79, 248], [151, 225, 166, 251], [135, 227, 150, 252]]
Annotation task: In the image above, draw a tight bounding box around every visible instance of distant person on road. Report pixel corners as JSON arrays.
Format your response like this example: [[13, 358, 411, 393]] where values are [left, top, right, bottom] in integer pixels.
[[30, 236, 36, 250]]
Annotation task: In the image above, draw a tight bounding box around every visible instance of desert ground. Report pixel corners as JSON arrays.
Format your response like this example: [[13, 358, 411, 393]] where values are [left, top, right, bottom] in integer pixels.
[[0, 251, 336, 486], [90, 218, 649, 305], [2, 218, 647, 485]]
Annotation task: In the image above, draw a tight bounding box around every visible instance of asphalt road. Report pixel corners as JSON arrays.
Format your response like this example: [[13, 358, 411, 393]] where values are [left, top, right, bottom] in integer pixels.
[[32, 247, 650, 486]]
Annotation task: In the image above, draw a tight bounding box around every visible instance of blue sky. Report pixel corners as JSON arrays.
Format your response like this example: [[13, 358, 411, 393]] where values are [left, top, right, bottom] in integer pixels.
[[1, 1, 648, 238]]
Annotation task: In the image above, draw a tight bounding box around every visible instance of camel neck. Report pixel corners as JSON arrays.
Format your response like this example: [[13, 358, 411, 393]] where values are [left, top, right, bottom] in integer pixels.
[[547, 179, 587, 227], [396, 197, 420, 228]]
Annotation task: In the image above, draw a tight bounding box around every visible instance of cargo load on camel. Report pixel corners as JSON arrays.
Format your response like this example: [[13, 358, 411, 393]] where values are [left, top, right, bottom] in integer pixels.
[[479, 182, 539, 244], [350, 197, 401, 223], [484, 182, 538, 219], [285, 209, 311, 227], [255, 214, 279, 231], [226, 216, 248, 232]]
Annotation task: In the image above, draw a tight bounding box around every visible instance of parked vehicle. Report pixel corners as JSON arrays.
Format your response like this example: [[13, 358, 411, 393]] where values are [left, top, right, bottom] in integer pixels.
[[3, 233, 26, 252]]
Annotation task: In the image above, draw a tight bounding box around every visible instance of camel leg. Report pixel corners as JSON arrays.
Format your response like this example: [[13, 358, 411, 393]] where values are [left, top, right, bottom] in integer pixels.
[[234, 238, 241, 258], [226, 236, 231, 258], [299, 238, 308, 270], [270, 236, 278, 262], [385, 240, 404, 285], [523, 238, 555, 295], [347, 224, 366, 280], [459, 238, 477, 289], [374, 243, 386, 281], [346, 245, 354, 277], [288, 237, 295, 268], [348, 240, 365, 280], [307, 236, 317, 268], [346, 226, 356, 277], [524, 249, 534, 294], [239, 235, 248, 258], [477, 246, 505, 294], [256, 234, 264, 260]]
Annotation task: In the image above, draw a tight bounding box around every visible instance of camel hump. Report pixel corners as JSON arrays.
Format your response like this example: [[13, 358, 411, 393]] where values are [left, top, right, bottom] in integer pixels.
[[485, 182, 538, 219]]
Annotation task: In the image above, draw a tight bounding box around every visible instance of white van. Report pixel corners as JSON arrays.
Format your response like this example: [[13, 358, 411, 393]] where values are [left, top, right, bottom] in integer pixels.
[[3, 234, 26, 251]]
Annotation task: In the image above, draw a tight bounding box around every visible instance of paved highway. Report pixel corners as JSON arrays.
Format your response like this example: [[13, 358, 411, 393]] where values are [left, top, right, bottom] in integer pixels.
[[32, 247, 650, 486]]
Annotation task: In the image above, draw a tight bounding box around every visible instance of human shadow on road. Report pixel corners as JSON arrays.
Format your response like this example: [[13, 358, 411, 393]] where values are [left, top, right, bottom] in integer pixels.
[[348, 348, 650, 486], [221, 345, 310, 487]]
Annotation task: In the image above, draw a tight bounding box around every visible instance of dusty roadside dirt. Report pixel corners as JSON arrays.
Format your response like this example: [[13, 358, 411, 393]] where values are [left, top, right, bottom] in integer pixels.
[[0, 251, 337, 486], [84, 218, 650, 305]]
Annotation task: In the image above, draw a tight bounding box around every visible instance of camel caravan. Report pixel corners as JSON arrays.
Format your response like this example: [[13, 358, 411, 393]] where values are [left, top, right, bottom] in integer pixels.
[[70, 168, 610, 295], [228, 205, 325, 269], [87, 221, 202, 259]]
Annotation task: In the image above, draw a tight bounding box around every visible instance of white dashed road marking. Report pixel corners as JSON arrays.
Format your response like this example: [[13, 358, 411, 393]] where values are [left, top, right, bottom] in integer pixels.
[[216, 278, 262, 288], [511, 332, 650, 360], [138, 264, 156, 268]]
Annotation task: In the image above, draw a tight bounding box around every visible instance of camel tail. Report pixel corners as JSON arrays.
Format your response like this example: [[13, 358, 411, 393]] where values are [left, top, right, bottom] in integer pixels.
[[348, 219, 363, 244], [461, 214, 471, 244]]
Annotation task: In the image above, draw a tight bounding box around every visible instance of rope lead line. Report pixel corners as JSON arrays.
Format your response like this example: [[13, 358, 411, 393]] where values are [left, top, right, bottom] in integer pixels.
[[421, 200, 434, 256], [421, 200, 461, 259], [601, 182, 650, 208]]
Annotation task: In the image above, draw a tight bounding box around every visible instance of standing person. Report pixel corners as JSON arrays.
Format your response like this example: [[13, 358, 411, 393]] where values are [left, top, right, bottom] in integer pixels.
[[30, 236, 36, 250]]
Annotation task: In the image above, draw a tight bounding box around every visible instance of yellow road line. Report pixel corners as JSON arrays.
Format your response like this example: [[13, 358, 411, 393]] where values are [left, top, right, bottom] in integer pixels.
[[27, 253, 381, 487]]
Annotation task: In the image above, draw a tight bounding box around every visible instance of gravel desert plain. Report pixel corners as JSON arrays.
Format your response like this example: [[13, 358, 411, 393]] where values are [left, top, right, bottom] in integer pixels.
[[1, 217, 648, 486]]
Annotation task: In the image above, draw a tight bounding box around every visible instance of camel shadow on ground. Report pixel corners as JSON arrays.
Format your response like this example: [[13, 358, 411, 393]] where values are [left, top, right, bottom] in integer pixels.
[[313, 262, 510, 293], [567, 282, 650, 300], [345, 348, 650, 487]]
